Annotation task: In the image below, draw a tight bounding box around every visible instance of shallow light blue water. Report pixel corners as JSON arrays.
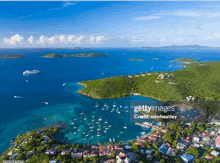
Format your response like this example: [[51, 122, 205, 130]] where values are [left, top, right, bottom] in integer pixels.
[[0, 48, 219, 154]]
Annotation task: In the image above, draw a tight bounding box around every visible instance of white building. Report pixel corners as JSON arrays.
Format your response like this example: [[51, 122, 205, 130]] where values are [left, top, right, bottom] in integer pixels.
[[211, 150, 220, 157]]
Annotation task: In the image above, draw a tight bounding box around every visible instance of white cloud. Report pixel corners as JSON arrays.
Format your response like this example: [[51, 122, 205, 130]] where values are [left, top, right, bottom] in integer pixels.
[[173, 38, 182, 43], [36, 34, 85, 45], [88, 35, 105, 44], [134, 16, 161, 21], [63, 1, 77, 7], [204, 36, 215, 40], [28, 36, 34, 44], [3, 34, 24, 45], [160, 38, 166, 42]]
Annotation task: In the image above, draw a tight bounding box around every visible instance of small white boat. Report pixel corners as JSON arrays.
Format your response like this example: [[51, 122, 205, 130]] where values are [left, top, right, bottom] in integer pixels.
[[86, 134, 89, 137], [43, 102, 49, 105], [97, 133, 101, 137], [141, 132, 145, 135], [80, 110, 84, 116], [124, 123, 127, 129], [98, 116, 102, 121], [91, 136, 94, 138], [74, 132, 77, 134], [97, 126, 101, 131], [74, 127, 77, 129], [111, 110, 113, 113], [113, 102, 116, 107], [151, 67, 153, 70], [26, 80, 28, 83], [102, 107, 105, 110], [105, 119, 108, 123], [77, 129, 80, 132], [120, 131, 123, 134], [71, 122, 74, 125], [101, 72, 104, 75], [62, 82, 67, 86], [84, 116, 87, 120], [104, 103, 107, 107], [104, 130, 107, 133], [109, 125, 111, 128], [120, 105, 123, 108], [117, 111, 121, 114], [95, 102, 99, 108]]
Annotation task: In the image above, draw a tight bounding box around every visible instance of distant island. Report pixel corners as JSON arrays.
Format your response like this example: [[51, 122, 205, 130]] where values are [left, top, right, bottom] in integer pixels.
[[141, 45, 218, 49], [129, 58, 145, 61], [152, 58, 159, 60], [0, 55, 25, 58], [78, 59, 220, 101], [42, 53, 107, 58]]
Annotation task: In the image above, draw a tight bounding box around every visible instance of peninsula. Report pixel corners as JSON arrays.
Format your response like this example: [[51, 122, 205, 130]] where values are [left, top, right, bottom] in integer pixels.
[[0, 55, 26, 58], [78, 60, 220, 101], [129, 58, 145, 61], [42, 53, 107, 58], [171, 58, 200, 67]]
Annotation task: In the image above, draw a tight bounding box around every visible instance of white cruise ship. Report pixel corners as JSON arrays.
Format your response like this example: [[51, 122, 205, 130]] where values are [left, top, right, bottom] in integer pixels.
[[23, 70, 40, 76]]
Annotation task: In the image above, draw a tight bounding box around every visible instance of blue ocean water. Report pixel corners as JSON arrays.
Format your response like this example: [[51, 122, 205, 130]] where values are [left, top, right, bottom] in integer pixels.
[[0, 48, 220, 154]]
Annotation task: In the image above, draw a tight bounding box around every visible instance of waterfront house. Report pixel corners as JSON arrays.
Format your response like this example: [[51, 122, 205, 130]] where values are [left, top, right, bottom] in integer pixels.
[[116, 152, 130, 163], [124, 145, 131, 150], [205, 154, 214, 160], [215, 137, 220, 148], [177, 143, 186, 151], [181, 154, 194, 163], [211, 150, 220, 157], [193, 137, 200, 143], [159, 144, 168, 154], [7, 150, 14, 156], [71, 152, 82, 159]]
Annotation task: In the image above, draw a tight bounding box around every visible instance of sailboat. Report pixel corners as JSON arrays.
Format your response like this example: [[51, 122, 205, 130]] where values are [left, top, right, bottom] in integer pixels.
[[124, 105, 128, 109], [97, 125, 101, 131], [151, 67, 153, 70], [102, 107, 105, 110], [90, 122, 94, 129], [124, 123, 127, 129], [101, 72, 104, 75], [62, 82, 67, 86], [117, 111, 121, 114], [80, 109, 84, 116], [104, 130, 107, 133], [113, 101, 116, 107], [84, 116, 87, 120], [97, 132, 101, 137], [169, 63, 172, 67], [120, 105, 123, 108], [95, 102, 99, 108], [105, 119, 108, 124], [104, 102, 107, 107], [98, 116, 102, 121], [109, 138, 112, 142]]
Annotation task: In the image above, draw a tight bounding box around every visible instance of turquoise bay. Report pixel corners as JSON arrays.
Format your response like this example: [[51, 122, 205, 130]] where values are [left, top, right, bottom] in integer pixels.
[[0, 48, 220, 155]]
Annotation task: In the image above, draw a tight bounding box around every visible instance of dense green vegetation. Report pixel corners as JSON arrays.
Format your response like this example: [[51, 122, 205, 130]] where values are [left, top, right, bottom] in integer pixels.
[[129, 58, 145, 61], [0, 55, 26, 58], [42, 53, 107, 58], [79, 61, 220, 101]]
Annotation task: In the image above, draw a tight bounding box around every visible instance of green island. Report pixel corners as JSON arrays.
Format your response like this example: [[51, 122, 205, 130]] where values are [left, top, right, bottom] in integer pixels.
[[129, 58, 145, 61], [78, 59, 220, 101], [171, 58, 200, 67], [152, 58, 159, 60], [42, 53, 107, 58], [0, 55, 26, 58]]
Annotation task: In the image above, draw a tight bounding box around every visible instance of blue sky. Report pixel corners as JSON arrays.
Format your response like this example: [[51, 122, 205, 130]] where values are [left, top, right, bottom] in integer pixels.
[[1, 1, 220, 48]]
